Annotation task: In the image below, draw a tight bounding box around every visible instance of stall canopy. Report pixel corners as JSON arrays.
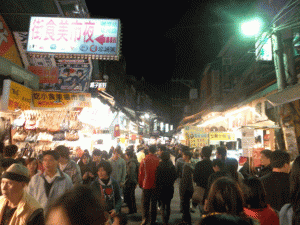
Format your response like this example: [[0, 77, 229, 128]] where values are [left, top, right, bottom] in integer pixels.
[[266, 83, 300, 106]]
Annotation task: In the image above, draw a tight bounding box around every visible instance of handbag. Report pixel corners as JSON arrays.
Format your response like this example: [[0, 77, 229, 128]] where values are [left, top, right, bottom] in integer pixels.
[[69, 112, 83, 130], [192, 186, 206, 204]]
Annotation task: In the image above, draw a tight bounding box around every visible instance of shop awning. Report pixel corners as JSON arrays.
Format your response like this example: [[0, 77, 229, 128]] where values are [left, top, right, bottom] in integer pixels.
[[237, 83, 278, 107], [0, 56, 39, 90], [266, 83, 300, 106]]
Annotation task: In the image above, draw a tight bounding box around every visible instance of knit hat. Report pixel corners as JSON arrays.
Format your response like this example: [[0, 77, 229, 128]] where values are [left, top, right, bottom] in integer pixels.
[[2, 163, 30, 183]]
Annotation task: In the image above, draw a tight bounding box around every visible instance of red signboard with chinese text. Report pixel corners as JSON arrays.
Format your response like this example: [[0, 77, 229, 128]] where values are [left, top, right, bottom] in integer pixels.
[[27, 17, 121, 60], [28, 66, 59, 84]]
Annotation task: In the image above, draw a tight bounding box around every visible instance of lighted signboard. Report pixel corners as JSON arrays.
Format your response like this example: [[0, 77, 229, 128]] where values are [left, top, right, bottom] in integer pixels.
[[27, 17, 121, 60], [256, 32, 272, 61]]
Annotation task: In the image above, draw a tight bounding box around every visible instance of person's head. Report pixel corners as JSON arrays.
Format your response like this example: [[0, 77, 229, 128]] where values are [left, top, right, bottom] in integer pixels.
[[226, 164, 239, 182], [212, 159, 225, 172], [243, 177, 267, 209], [97, 161, 113, 180], [201, 146, 212, 159], [101, 151, 109, 161], [25, 158, 38, 176], [46, 185, 106, 225], [1, 163, 30, 202], [55, 145, 70, 164], [182, 151, 192, 162], [92, 150, 102, 162], [3, 145, 18, 158], [43, 150, 60, 174], [216, 146, 227, 161], [125, 150, 134, 160], [112, 148, 122, 160], [260, 150, 272, 166], [148, 145, 157, 154], [81, 152, 91, 165], [206, 177, 245, 216], [160, 151, 170, 161], [199, 214, 253, 225], [157, 145, 166, 157], [193, 150, 200, 159], [271, 150, 290, 172]]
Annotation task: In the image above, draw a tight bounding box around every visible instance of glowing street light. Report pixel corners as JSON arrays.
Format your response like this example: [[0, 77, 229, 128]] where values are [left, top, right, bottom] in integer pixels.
[[241, 18, 262, 36]]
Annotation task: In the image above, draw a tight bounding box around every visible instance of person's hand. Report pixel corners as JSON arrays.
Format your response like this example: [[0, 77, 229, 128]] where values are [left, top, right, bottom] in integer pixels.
[[83, 172, 89, 180], [89, 172, 94, 177], [109, 209, 117, 218]]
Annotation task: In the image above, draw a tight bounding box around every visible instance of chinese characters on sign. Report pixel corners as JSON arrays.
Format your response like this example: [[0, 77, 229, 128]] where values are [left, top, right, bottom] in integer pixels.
[[1, 80, 32, 111], [184, 126, 209, 148], [27, 17, 120, 59], [32, 91, 91, 108], [90, 81, 107, 91]]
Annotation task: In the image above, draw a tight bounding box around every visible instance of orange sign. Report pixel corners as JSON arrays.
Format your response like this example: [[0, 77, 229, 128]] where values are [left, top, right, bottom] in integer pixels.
[[0, 15, 23, 67]]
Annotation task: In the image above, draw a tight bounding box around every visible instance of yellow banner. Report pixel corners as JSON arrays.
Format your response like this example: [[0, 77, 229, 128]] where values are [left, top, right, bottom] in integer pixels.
[[32, 91, 91, 108], [209, 132, 235, 141], [8, 81, 32, 110], [184, 126, 209, 148]]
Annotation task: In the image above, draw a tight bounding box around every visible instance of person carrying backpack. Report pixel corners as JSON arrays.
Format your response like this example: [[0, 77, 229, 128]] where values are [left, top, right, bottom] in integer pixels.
[[124, 149, 139, 214]]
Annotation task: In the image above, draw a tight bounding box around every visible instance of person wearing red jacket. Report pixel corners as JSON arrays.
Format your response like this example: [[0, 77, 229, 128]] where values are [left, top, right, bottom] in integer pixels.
[[139, 145, 160, 225], [243, 177, 279, 225]]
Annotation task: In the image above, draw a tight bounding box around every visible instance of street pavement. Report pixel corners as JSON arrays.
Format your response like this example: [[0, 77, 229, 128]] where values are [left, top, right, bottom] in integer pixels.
[[121, 179, 201, 225]]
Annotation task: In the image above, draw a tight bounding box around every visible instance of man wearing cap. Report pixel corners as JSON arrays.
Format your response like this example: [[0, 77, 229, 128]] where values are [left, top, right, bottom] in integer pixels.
[[0, 163, 44, 224], [55, 145, 82, 185], [27, 150, 73, 211]]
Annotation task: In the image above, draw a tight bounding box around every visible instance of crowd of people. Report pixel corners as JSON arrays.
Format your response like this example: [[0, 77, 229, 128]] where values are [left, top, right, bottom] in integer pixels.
[[0, 140, 298, 225]]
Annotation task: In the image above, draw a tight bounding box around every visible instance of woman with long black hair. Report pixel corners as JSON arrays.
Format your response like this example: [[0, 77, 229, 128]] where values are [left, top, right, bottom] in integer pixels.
[[203, 177, 258, 224]]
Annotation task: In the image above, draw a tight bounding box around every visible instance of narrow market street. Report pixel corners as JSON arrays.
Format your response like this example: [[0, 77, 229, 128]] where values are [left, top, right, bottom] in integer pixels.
[[122, 180, 201, 225]]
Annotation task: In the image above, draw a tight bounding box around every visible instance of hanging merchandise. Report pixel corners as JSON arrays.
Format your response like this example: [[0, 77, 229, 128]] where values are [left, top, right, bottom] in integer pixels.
[[24, 113, 37, 130], [65, 130, 79, 141], [52, 132, 66, 141], [12, 114, 26, 128], [114, 125, 120, 137], [12, 128, 27, 142], [37, 132, 53, 142], [24, 132, 38, 143], [69, 112, 83, 130]]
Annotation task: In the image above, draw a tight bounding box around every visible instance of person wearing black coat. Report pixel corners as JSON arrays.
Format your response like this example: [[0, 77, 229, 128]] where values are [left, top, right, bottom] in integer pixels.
[[155, 151, 177, 224], [124, 150, 139, 214], [78, 152, 95, 185]]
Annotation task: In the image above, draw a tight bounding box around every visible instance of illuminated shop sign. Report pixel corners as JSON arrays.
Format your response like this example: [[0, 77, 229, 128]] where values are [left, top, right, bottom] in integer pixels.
[[27, 17, 121, 60]]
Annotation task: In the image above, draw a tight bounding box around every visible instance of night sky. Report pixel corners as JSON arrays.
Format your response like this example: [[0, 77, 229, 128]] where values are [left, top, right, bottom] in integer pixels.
[[86, 0, 256, 100]]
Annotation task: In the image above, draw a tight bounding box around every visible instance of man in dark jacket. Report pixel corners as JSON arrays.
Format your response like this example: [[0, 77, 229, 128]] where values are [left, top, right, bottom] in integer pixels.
[[124, 149, 139, 214], [258, 150, 273, 177], [193, 146, 214, 211], [260, 150, 290, 212], [156, 151, 177, 224], [179, 151, 195, 225]]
